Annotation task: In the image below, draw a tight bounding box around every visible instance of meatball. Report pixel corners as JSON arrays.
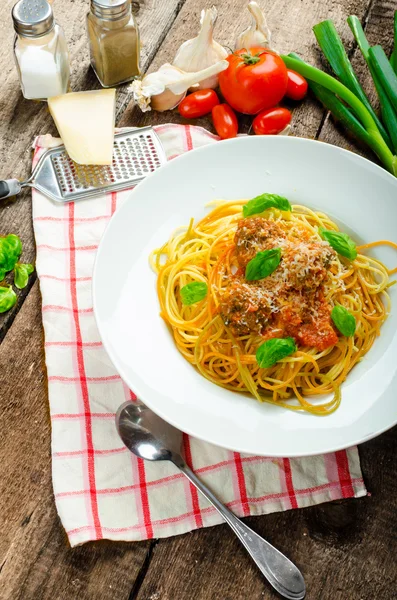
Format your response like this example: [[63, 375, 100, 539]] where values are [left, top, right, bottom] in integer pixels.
[[234, 218, 286, 269], [220, 278, 272, 336]]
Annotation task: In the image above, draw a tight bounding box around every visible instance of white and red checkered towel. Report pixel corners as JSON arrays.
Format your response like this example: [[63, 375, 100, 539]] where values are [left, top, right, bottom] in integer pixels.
[[32, 124, 367, 547]]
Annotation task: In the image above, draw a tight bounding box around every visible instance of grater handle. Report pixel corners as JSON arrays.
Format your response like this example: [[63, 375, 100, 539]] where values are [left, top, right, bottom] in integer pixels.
[[0, 179, 22, 199]]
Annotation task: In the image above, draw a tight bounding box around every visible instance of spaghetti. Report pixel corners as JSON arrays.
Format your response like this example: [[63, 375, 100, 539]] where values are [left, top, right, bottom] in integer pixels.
[[151, 200, 396, 415]]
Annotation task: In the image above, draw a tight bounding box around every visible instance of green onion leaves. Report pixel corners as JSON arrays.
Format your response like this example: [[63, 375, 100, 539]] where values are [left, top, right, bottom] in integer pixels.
[[256, 337, 297, 368], [319, 227, 357, 260], [331, 305, 356, 337], [243, 193, 291, 217], [180, 281, 208, 305], [0, 285, 17, 313], [245, 248, 281, 281]]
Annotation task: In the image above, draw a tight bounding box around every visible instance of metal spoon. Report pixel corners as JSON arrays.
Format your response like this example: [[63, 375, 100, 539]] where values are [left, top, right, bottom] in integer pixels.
[[116, 401, 306, 599]]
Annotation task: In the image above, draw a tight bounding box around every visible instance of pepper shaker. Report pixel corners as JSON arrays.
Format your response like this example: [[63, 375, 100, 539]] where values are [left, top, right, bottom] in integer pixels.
[[87, 0, 140, 88], [12, 0, 70, 101]]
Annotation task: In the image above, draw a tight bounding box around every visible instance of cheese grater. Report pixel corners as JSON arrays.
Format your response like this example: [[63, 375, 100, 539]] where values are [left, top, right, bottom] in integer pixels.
[[0, 127, 167, 203]]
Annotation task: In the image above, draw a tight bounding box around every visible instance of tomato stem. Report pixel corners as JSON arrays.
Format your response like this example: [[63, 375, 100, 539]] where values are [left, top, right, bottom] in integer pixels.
[[241, 52, 261, 65]]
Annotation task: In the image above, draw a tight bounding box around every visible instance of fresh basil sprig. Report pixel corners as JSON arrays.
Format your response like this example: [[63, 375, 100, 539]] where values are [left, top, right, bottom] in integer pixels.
[[331, 305, 356, 337], [0, 285, 17, 313], [180, 281, 208, 306], [256, 337, 297, 368], [245, 248, 281, 281], [0, 234, 23, 279], [319, 227, 357, 260], [14, 263, 34, 290], [243, 193, 292, 217]]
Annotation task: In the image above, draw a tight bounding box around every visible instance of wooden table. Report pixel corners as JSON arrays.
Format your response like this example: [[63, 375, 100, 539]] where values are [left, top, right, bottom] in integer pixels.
[[1, 0, 397, 598]]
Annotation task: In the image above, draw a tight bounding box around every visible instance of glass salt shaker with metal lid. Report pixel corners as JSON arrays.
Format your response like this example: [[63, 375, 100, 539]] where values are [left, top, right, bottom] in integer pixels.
[[12, 0, 70, 101], [87, 0, 140, 88]]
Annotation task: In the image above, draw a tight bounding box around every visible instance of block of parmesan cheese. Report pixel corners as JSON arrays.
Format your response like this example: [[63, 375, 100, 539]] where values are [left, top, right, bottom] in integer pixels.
[[48, 89, 116, 165]]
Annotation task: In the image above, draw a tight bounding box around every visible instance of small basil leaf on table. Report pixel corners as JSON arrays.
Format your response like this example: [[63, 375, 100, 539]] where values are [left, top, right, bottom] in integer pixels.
[[256, 337, 297, 368], [0, 285, 17, 313], [243, 193, 292, 217], [331, 305, 356, 337], [14, 263, 34, 290], [180, 281, 208, 305], [0, 234, 23, 273], [245, 248, 281, 281], [319, 227, 357, 260]]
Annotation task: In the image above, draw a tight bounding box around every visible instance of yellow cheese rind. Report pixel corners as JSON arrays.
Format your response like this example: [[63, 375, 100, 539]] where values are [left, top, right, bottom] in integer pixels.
[[48, 89, 116, 165]]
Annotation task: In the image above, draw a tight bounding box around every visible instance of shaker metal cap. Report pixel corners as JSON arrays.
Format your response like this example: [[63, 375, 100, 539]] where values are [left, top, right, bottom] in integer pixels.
[[91, 0, 131, 20], [12, 0, 54, 37]]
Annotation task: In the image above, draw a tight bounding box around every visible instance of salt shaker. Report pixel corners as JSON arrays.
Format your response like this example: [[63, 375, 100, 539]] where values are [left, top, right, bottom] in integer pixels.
[[87, 0, 140, 88], [12, 0, 70, 101]]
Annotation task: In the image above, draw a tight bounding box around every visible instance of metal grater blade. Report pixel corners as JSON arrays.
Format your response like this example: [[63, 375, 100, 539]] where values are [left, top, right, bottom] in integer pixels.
[[30, 127, 167, 203]]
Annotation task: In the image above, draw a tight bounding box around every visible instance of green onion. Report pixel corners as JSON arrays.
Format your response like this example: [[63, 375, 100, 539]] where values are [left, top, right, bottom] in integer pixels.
[[368, 45, 397, 115], [391, 12, 397, 74], [281, 54, 397, 175], [348, 16, 397, 153], [313, 20, 392, 149], [289, 53, 372, 148]]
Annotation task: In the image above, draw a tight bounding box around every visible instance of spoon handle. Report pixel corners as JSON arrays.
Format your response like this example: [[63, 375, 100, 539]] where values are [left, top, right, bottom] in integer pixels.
[[175, 459, 306, 600]]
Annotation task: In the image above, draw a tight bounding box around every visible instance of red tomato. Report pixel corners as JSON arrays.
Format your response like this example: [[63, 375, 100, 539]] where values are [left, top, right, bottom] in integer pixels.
[[212, 104, 238, 139], [252, 107, 292, 135], [285, 70, 308, 101], [178, 89, 220, 118], [218, 47, 288, 115]]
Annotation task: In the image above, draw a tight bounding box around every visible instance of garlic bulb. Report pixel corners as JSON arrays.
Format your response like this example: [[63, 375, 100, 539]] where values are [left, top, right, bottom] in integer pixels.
[[173, 6, 228, 90], [131, 61, 228, 112], [236, 2, 274, 51]]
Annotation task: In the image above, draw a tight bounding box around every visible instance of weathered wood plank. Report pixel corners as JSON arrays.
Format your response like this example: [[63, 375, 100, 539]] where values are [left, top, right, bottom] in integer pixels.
[[0, 282, 151, 600], [0, 0, 186, 338]]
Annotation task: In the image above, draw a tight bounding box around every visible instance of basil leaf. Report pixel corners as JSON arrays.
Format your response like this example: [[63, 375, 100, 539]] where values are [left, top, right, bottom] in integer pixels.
[[245, 248, 281, 281], [319, 227, 357, 260], [0, 285, 17, 313], [256, 337, 297, 368], [0, 234, 23, 273], [331, 305, 356, 337], [14, 263, 34, 289], [180, 281, 208, 305], [243, 193, 292, 217]]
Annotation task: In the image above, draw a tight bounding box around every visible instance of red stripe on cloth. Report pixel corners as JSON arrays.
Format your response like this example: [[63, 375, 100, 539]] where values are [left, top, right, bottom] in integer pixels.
[[68, 202, 102, 540], [233, 452, 250, 516], [48, 374, 120, 382], [52, 412, 115, 419], [335, 450, 355, 497], [34, 215, 110, 223], [282, 458, 298, 509], [111, 192, 117, 215], [40, 274, 92, 282], [45, 341, 102, 347], [53, 447, 127, 457], [42, 305, 93, 314], [185, 125, 193, 151], [137, 459, 154, 538], [38, 244, 98, 251], [183, 434, 203, 528]]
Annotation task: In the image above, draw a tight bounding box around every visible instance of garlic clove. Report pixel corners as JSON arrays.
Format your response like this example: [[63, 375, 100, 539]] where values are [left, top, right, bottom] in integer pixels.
[[130, 61, 228, 113], [236, 1, 274, 51], [173, 6, 228, 90]]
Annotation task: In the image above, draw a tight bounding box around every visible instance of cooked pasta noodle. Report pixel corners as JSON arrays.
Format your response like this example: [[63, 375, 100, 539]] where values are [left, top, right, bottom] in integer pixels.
[[151, 200, 396, 415]]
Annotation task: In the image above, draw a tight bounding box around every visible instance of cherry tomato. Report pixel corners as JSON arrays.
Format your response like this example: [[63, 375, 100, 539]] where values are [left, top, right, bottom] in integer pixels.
[[212, 104, 238, 139], [218, 47, 288, 115], [178, 89, 220, 119], [285, 70, 308, 101], [252, 107, 292, 135]]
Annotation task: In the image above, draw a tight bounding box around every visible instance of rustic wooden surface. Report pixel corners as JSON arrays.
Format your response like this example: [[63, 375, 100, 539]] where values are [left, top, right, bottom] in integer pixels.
[[1, 0, 396, 598]]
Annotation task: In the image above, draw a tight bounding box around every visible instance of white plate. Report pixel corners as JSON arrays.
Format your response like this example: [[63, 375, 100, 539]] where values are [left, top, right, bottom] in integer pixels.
[[93, 136, 397, 457]]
